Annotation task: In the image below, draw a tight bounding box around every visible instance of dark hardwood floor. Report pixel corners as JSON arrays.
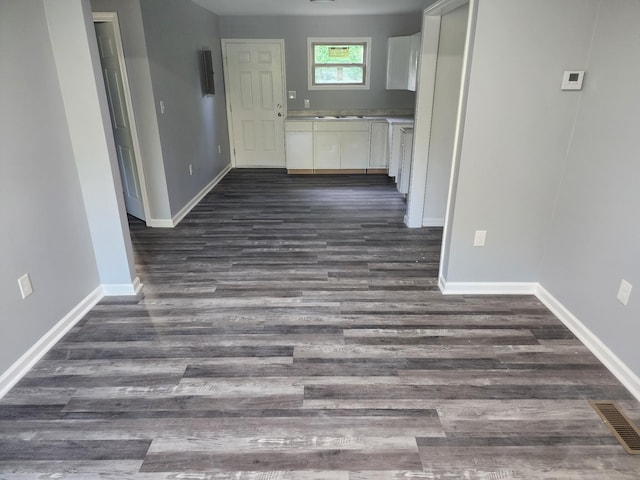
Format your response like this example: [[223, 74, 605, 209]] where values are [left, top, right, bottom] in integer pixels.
[[1, 169, 639, 479]]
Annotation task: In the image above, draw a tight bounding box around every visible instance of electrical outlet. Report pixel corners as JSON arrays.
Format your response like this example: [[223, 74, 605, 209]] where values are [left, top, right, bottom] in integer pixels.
[[288, 90, 297, 100], [18, 274, 33, 299], [617, 279, 632, 306], [188, 164, 193, 176], [159, 100, 165, 114], [304, 99, 310, 109], [473, 230, 487, 247]]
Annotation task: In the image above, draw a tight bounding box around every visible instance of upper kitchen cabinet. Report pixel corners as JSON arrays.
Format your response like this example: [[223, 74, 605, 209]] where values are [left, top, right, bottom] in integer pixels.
[[386, 32, 421, 91]]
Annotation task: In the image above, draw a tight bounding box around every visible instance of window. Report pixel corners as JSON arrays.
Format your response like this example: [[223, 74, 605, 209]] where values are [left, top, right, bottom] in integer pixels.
[[308, 37, 371, 90]]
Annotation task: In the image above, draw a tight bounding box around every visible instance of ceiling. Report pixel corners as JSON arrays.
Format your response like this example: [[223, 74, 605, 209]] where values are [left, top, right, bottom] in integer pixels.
[[192, 0, 435, 17]]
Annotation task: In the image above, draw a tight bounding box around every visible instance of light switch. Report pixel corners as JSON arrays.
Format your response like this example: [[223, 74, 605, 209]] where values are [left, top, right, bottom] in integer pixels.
[[288, 91, 297, 100]]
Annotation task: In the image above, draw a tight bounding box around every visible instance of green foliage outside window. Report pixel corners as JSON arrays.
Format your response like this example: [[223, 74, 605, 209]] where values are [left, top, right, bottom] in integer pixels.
[[312, 43, 366, 86]]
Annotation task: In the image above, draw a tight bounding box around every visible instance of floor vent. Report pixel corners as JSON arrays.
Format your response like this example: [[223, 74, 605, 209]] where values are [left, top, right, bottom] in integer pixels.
[[590, 401, 640, 454]]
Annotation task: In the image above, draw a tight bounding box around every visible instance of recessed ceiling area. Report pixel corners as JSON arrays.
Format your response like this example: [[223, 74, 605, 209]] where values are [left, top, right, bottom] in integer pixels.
[[192, 0, 434, 17]]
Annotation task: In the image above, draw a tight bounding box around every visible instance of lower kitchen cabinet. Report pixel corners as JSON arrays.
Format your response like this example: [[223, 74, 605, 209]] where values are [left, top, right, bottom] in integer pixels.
[[285, 118, 412, 173], [368, 120, 389, 169], [397, 126, 414, 194], [313, 121, 369, 171], [285, 121, 313, 172], [388, 119, 414, 179]]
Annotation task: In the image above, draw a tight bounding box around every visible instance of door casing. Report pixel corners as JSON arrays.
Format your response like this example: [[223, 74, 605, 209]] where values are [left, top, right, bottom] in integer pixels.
[[93, 12, 150, 223]]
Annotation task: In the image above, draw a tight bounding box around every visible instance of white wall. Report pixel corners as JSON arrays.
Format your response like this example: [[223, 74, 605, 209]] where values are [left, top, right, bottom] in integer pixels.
[[91, 0, 172, 223], [220, 15, 421, 113], [441, 0, 600, 282], [0, 0, 100, 372], [422, 3, 468, 227], [541, 0, 640, 376]]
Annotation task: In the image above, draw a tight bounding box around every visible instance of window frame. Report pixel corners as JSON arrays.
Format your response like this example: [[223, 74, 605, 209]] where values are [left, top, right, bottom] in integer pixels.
[[307, 37, 372, 90]]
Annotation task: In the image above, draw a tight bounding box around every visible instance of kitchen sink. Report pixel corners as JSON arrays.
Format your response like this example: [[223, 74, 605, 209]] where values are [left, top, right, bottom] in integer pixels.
[[314, 115, 365, 119]]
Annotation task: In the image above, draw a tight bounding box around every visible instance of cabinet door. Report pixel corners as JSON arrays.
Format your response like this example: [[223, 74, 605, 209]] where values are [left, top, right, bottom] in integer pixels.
[[341, 130, 369, 169], [388, 124, 405, 178], [398, 130, 414, 194], [369, 121, 389, 168], [314, 131, 341, 169], [285, 131, 313, 170]]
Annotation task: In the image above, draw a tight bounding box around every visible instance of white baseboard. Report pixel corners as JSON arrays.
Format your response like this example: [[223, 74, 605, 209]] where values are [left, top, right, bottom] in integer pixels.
[[404, 214, 422, 229], [440, 280, 538, 295], [146, 218, 174, 228], [536, 285, 640, 402], [423, 217, 445, 227], [172, 164, 232, 227], [102, 276, 143, 296], [438, 278, 640, 401], [0, 286, 104, 399]]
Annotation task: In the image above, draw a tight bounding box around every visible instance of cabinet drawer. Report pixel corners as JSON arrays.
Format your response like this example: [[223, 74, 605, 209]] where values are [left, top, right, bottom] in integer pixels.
[[313, 120, 369, 132], [285, 121, 313, 132]]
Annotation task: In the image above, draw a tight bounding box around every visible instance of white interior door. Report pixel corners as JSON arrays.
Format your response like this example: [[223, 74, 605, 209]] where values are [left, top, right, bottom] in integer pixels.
[[94, 20, 146, 221], [223, 40, 286, 167]]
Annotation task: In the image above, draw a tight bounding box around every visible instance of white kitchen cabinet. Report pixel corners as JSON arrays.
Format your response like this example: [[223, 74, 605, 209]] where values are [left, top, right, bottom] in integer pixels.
[[368, 120, 389, 169], [397, 127, 414, 194], [386, 32, 421, 91], [313, 121, 369, 170], [388, 120, 414, 179], [313, 131, 341, 169], [285, 121, 313, 171]]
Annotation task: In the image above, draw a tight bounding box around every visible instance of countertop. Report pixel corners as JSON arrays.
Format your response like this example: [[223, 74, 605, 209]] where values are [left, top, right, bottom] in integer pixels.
[[286, 114, 414, 122]]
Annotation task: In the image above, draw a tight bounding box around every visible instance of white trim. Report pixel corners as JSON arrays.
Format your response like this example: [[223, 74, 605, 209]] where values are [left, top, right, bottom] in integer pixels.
[[438, 274, 447, 292], [145, 165, 232, 228], [436, 278, 640, 402], [404, 14, 441, 229], [0, 286, 104, 399], [536, 285, 640, 402], [440, 281, 538, 295], [423, 217, 445, 227], [425, 0, 470, 16], [222, 39, 287, 168], [172, 164, 232, 226], [92, 12, 151, 225], [307, 37, 372, 91], [102, 276, 143, 296], [147, 218, 174, 228]]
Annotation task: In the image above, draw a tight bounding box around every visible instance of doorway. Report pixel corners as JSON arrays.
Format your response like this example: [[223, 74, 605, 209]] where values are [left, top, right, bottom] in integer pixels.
[[93, 12, 149, 222], [405, 0, 475, 287], [222, 39, 287, 168]]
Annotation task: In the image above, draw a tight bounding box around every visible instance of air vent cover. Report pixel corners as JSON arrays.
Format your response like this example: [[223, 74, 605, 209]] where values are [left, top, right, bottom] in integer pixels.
[[590, 401, 640, 455]]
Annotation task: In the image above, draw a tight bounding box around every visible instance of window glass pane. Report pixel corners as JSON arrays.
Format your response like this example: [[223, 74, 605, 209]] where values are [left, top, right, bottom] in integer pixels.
[[314, 44, 364, 65], [314, 66, 364, 84]]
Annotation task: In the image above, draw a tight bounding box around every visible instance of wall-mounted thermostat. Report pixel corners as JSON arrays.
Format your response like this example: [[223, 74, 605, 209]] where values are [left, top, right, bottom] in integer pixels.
[[561, 70, 585, 90]]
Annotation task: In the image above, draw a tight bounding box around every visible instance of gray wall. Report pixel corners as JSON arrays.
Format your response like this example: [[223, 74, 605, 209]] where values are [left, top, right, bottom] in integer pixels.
[[423, 3, 468, 226], [47, 0, 137, 290], [0, 0, 100, 372], [442, 0, 599, 282], [220, 14, 421, 113], [91, 0, 172, 223], [140, 0, 230, 216], [441, 0, 640, 378], [540, 0, 640, 375]]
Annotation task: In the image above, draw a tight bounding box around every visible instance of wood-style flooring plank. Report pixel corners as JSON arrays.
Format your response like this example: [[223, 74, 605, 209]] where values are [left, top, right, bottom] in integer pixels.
[[0, 169, 638, 479]]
